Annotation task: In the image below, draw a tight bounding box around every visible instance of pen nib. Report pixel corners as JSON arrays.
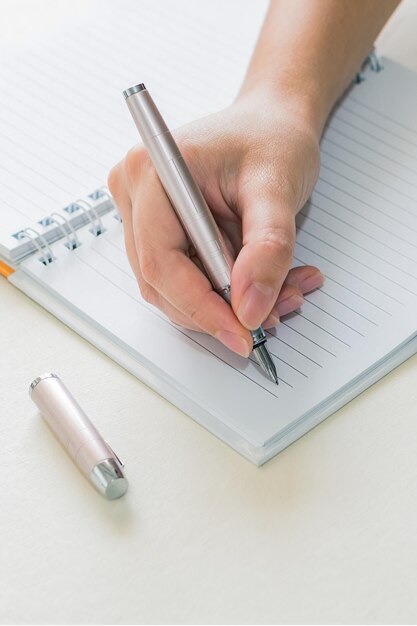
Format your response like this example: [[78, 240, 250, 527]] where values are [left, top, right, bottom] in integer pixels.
[[253, 343, 279, 385]]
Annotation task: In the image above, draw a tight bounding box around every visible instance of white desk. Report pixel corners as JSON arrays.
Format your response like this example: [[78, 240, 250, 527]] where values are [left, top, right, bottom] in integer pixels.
[[2, 2, 417, 623]]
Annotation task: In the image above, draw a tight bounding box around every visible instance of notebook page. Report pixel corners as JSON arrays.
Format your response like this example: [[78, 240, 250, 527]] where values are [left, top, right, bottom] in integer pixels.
[[18, 58, 417, 448], [0, 0, 267, 257]]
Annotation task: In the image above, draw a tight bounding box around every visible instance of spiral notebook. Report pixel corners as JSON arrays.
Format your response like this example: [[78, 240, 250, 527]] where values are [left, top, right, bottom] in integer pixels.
[[2, 1, 417, 464]]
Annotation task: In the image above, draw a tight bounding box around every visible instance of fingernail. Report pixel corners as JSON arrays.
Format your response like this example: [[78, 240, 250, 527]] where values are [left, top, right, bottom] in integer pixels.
[[215, 330, 251, 358], [300, 272, 324, 293], [237, 282, 275, 329], [275, 294, 304, 317], [263, 312, 280, 329]]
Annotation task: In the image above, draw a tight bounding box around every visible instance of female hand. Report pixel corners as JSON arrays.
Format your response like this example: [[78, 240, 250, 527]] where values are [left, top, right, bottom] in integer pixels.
[[108, 90, 324, 358]]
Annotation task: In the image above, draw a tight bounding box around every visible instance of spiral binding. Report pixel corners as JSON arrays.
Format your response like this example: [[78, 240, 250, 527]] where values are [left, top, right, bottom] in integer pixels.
[[73, 197, 105, 237], [15, 186, 117, 266], [17, 227, 55, 265], [48, 212, 81, 250], [355, 48, 383, 84], [96, 185, 122, 222]]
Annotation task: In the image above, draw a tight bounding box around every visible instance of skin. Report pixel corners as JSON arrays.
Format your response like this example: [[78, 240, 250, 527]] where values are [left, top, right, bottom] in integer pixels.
[[108, 0, 400, 359]]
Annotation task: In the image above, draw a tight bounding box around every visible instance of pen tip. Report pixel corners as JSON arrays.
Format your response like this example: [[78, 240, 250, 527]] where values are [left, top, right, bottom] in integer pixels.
[[252, 343, 279, 385], [271, 363, 279, 386]]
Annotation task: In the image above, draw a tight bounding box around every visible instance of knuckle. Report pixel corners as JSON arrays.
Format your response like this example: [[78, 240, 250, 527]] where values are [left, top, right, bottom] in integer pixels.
[[258, 226, 295, 264], [138, 280, 156, 305], [184, 293, 211, 331], [189, 305, 201, 325], [107, 163, 130, 220], [125, 146, 150, 185], [107, 164, 119, 195]]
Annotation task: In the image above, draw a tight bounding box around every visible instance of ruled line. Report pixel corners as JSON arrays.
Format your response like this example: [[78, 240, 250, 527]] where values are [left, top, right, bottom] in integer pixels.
[[295, 242, 405, 304], [293, 240, 381, 325], [312, 186, 417, 250], [303, 297, 365, 336], [322, 135, 417, 193], [101, 237, 334, 373], [302, 199, 417, 263], [248, 355, 293, 387], [0, 101, 104, 175], [319, 165, 417, 235], [270, 354, 308, 378], [321, 148, 417, 214], [333, 112, 417, 163], [267, 331, 324, 367], [66, 20, 217, 115], [349, 95, 417, 138], [89, 240, 301, 387], [9, 58, 129, 142], [75, 249, 281, 398], [27, 49, 125, 120], [280, 321, 338, 357], [294, 311, 351, 347], [341, 103, 417, 150], [298, 228, 417, 295], [325, 124, 417, 179], [317, 289, 378, 326], [103, 229, 374, 358], [1, 174, 58, 208], [0, 197, 34, 221], [97, 7, 235, 96], [293, 254, 393, 315], [93, 238, 318, 383], [299, 213, 417, 280], [0, 145, 74, 196], [0, 66, 125, 156]]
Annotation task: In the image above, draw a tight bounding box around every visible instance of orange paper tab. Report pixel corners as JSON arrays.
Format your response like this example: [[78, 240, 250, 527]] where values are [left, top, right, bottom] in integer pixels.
[[0, 260, 15, 278]]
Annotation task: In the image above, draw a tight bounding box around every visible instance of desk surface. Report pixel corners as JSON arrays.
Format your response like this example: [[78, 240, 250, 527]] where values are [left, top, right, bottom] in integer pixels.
[[2, 2, 417, 624]]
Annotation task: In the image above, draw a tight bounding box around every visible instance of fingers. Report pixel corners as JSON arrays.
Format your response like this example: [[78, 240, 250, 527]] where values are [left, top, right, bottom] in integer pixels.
[[110, 149, 253, 356], [109, 158, 201, 331], [108, 143, 324, 355], [133, 172, 252, 355], [108, 160, 141, 278], [231, 190, 296, 330], [274, 264, 324, 316], [263, 265, 324, 327]]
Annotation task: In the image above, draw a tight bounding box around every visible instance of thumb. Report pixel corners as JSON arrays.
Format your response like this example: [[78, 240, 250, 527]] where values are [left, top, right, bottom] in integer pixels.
[[231, 194, 296, 330]]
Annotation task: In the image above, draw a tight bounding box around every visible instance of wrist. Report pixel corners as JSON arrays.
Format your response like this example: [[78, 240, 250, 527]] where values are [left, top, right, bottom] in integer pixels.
[[235, 79, 326, 144]]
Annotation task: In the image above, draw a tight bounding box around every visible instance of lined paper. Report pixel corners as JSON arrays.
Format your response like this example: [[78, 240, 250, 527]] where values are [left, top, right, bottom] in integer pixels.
[[19, 56, 417, 449], [4, 2, 417, 454], [0, 0, 266, 256]]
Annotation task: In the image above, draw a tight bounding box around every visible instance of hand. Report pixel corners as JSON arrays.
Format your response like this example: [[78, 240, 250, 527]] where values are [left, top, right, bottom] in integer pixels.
[[108, 90, 324, 357]]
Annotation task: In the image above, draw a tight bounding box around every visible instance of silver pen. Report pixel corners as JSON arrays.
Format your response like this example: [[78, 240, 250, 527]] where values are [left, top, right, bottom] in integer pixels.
[[30, 373, 128, 499], [123, 84, 278, 385]]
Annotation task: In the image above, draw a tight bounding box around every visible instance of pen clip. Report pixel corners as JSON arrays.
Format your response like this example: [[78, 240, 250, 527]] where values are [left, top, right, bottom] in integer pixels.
[[105, 440, 125, 468]]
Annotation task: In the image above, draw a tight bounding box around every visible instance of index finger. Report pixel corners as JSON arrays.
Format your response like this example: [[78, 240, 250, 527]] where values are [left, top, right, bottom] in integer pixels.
[[132, 162, 253, 357]]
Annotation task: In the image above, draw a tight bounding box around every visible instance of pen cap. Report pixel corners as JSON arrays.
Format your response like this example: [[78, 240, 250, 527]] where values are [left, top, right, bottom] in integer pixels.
[[29, 373, 128, 499]]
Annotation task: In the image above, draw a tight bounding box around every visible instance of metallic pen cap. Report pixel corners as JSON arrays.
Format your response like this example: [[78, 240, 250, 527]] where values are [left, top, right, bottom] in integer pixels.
[[91, 458, 128, 500], [29, 372, 59, 396]]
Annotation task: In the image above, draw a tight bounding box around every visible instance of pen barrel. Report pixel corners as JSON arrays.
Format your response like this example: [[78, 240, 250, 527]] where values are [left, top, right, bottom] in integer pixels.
[[125, 88, 233, 292], [30, 375, 115, 478]]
